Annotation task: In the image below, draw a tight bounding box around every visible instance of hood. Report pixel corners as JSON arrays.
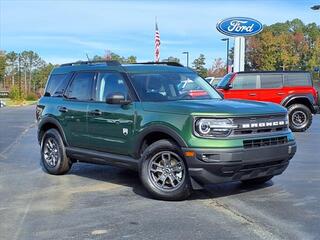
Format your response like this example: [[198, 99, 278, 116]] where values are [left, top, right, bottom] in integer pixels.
[[141, 99, 287, 116]]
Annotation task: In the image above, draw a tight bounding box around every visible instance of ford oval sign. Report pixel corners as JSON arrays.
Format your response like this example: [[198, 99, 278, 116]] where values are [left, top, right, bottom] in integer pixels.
[[216, 17, 263, 37]]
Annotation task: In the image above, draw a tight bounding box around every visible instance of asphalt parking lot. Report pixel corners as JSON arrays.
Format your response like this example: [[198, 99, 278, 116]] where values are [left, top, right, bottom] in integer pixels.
[[0, 105, 319, 240]]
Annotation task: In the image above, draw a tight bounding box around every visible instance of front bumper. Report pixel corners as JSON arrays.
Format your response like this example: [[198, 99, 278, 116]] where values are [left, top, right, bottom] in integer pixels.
[[182, 141, 296, 188]]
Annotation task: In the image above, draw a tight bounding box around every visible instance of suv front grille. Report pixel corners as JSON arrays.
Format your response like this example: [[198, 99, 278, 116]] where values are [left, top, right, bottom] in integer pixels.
[[243, 136, 288, 149], [234, 127, 287, 135], [232, 114, 288, 136]]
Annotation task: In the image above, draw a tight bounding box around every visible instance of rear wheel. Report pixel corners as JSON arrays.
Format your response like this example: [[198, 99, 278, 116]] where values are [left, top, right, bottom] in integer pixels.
[[41, 129, 72, 175], [288, 104, 312, 132], [241, 176, 273, 185], [140, 140, 192, 201]]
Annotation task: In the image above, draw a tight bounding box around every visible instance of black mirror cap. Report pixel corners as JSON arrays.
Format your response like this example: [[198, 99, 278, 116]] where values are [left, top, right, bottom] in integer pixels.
[[223, 83, 232, 90], [106, 93, 131, 105]]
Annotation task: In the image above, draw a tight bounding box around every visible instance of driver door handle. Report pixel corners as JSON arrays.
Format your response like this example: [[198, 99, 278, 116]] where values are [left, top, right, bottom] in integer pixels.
[[248, 93, 257, 96], [89, 109, 102, 116], [58, 106, 68, 113]]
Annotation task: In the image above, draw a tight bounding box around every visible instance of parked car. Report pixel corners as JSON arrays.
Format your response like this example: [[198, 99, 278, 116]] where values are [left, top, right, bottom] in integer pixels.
[[217, 71, 319, 132], [37, 61, 296, 200], [0, 100, 6, 108], [178, 79, 208, 98], [205, 77, 220, 87]]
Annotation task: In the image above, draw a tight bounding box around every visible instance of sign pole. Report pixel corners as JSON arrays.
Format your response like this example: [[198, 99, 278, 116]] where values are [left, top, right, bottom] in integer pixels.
[[233, 37, 245, 72], [216, 17, 262, 73]]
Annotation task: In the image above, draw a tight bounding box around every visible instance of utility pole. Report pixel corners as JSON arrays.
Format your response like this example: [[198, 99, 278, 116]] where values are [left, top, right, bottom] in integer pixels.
[[311, 5, 320, 78], [18, 54, 22, 99], [182, 51, 189, 67], [221, 38, 230, 73]]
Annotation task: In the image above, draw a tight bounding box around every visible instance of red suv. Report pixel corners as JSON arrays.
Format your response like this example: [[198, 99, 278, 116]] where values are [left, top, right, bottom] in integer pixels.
[[217, 71, 319, 132]]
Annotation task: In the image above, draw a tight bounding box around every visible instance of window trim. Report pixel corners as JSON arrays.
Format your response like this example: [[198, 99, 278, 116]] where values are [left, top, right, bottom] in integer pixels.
[[283, 72, 312, 87], [44, 73, 72, 97], [92, 70, 134, 103], [231, 74, 259, 90], [64, 71, 96, 102], [61, 70, 139, 103], [259, 73, 284, 89], [128, 71, 221, 102]]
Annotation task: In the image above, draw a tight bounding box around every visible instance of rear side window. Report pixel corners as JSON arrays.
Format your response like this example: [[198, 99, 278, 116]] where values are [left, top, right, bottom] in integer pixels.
[[260, 74, 283, 88], [284, 73, 312, 86], [66, 72, 95, 100], [232, 74, 258, 89], [45, 74, 69, 96]]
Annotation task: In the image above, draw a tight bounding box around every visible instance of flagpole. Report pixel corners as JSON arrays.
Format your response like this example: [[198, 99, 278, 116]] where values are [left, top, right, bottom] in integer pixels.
[[154, 16, 160, 62]]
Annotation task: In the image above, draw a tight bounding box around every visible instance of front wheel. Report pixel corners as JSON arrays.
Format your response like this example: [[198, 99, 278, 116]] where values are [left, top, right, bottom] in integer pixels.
[[140, 140, 192, 201], [288, 104, 312, 132]]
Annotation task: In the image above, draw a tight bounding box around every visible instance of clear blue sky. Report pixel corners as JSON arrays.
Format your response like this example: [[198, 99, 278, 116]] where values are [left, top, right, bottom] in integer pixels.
[[1, 0, 319, 67]]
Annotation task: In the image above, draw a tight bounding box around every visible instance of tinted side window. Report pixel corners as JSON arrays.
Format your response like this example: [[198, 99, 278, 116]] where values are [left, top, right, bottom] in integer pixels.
[[67, 72, 95, 100], [45, 74, 69, 96], [217, 73, 233, 88], [260, 74, 283, 88], [95, 72, 129, 101], [284, 73, 311, 86], [232, 74, 258, 89]]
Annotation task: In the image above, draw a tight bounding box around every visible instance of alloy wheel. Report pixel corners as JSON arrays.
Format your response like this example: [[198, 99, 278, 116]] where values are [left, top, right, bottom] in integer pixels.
[[148, 151, 185, 191], [292, 110, 307, 128], [43, 138, 60, 167]]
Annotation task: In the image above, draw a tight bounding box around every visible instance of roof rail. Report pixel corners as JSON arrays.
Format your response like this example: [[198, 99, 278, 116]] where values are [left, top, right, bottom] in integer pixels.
[[60, 60, 121, 67], [136, 62, 184, 67]]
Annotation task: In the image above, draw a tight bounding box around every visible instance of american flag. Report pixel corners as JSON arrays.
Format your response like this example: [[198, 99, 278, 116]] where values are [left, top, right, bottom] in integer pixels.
[[155, 21, 160, 62]]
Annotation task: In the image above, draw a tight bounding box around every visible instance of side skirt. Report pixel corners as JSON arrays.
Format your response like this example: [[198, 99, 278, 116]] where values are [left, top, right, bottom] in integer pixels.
[[65, 147, 139, 171]]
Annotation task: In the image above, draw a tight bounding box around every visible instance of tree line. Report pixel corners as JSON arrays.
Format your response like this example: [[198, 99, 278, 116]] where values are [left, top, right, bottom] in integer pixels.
[[0, 50, 53, 99], [0, 18, 319, 99], [197, 19, 320, 78], [189, 19, 320, 79]]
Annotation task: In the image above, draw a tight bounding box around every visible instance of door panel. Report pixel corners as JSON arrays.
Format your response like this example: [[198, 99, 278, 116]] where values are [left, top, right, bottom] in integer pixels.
[[87, 103, 134, 154], [225, 74, 260, 101], [86, 71, 135, 155], [62, 100, 89, 148], [62, 72, 95, 148], [223, 89, 259, 101], [258, 74, 284, 104]]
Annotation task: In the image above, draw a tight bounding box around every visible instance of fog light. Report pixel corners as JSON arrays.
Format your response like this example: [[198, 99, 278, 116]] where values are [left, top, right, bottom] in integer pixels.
[[184, 151, 195, 157]]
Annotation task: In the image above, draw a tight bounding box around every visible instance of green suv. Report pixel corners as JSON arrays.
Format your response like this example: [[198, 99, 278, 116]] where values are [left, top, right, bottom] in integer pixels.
[[37, 61, 296, 200]]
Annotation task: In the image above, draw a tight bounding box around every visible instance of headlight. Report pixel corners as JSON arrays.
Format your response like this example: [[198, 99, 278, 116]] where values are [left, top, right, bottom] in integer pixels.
[[195, 118, 237, 137]]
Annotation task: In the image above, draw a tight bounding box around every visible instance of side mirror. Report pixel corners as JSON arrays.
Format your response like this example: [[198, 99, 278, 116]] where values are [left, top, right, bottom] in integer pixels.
[[106, 93, 131, 105], [224, 83, 233, 90]]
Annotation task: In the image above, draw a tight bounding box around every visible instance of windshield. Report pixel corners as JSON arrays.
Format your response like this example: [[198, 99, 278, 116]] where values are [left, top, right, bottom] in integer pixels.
[[217, 73, 233, 88], [129, 72, 222, 102]]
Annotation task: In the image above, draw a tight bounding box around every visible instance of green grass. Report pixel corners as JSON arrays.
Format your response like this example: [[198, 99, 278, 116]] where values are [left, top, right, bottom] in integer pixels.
[[1, 98, 38, 107]]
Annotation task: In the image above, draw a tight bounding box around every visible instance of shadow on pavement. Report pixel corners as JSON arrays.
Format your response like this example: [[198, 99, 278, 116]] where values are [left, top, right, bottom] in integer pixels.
[[68, 162, 273, 201]]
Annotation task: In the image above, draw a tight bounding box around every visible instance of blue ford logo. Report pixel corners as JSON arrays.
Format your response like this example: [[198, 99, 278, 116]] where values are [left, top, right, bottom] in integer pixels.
[[216, 17, 263, 37]]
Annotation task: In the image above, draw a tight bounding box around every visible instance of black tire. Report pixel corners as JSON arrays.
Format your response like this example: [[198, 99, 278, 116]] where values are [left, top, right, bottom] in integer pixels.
[[241, 176, 273, 185], [41, 128, 72, 175], [140, 140, 192, 201], [287, 104, 312, 132]]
